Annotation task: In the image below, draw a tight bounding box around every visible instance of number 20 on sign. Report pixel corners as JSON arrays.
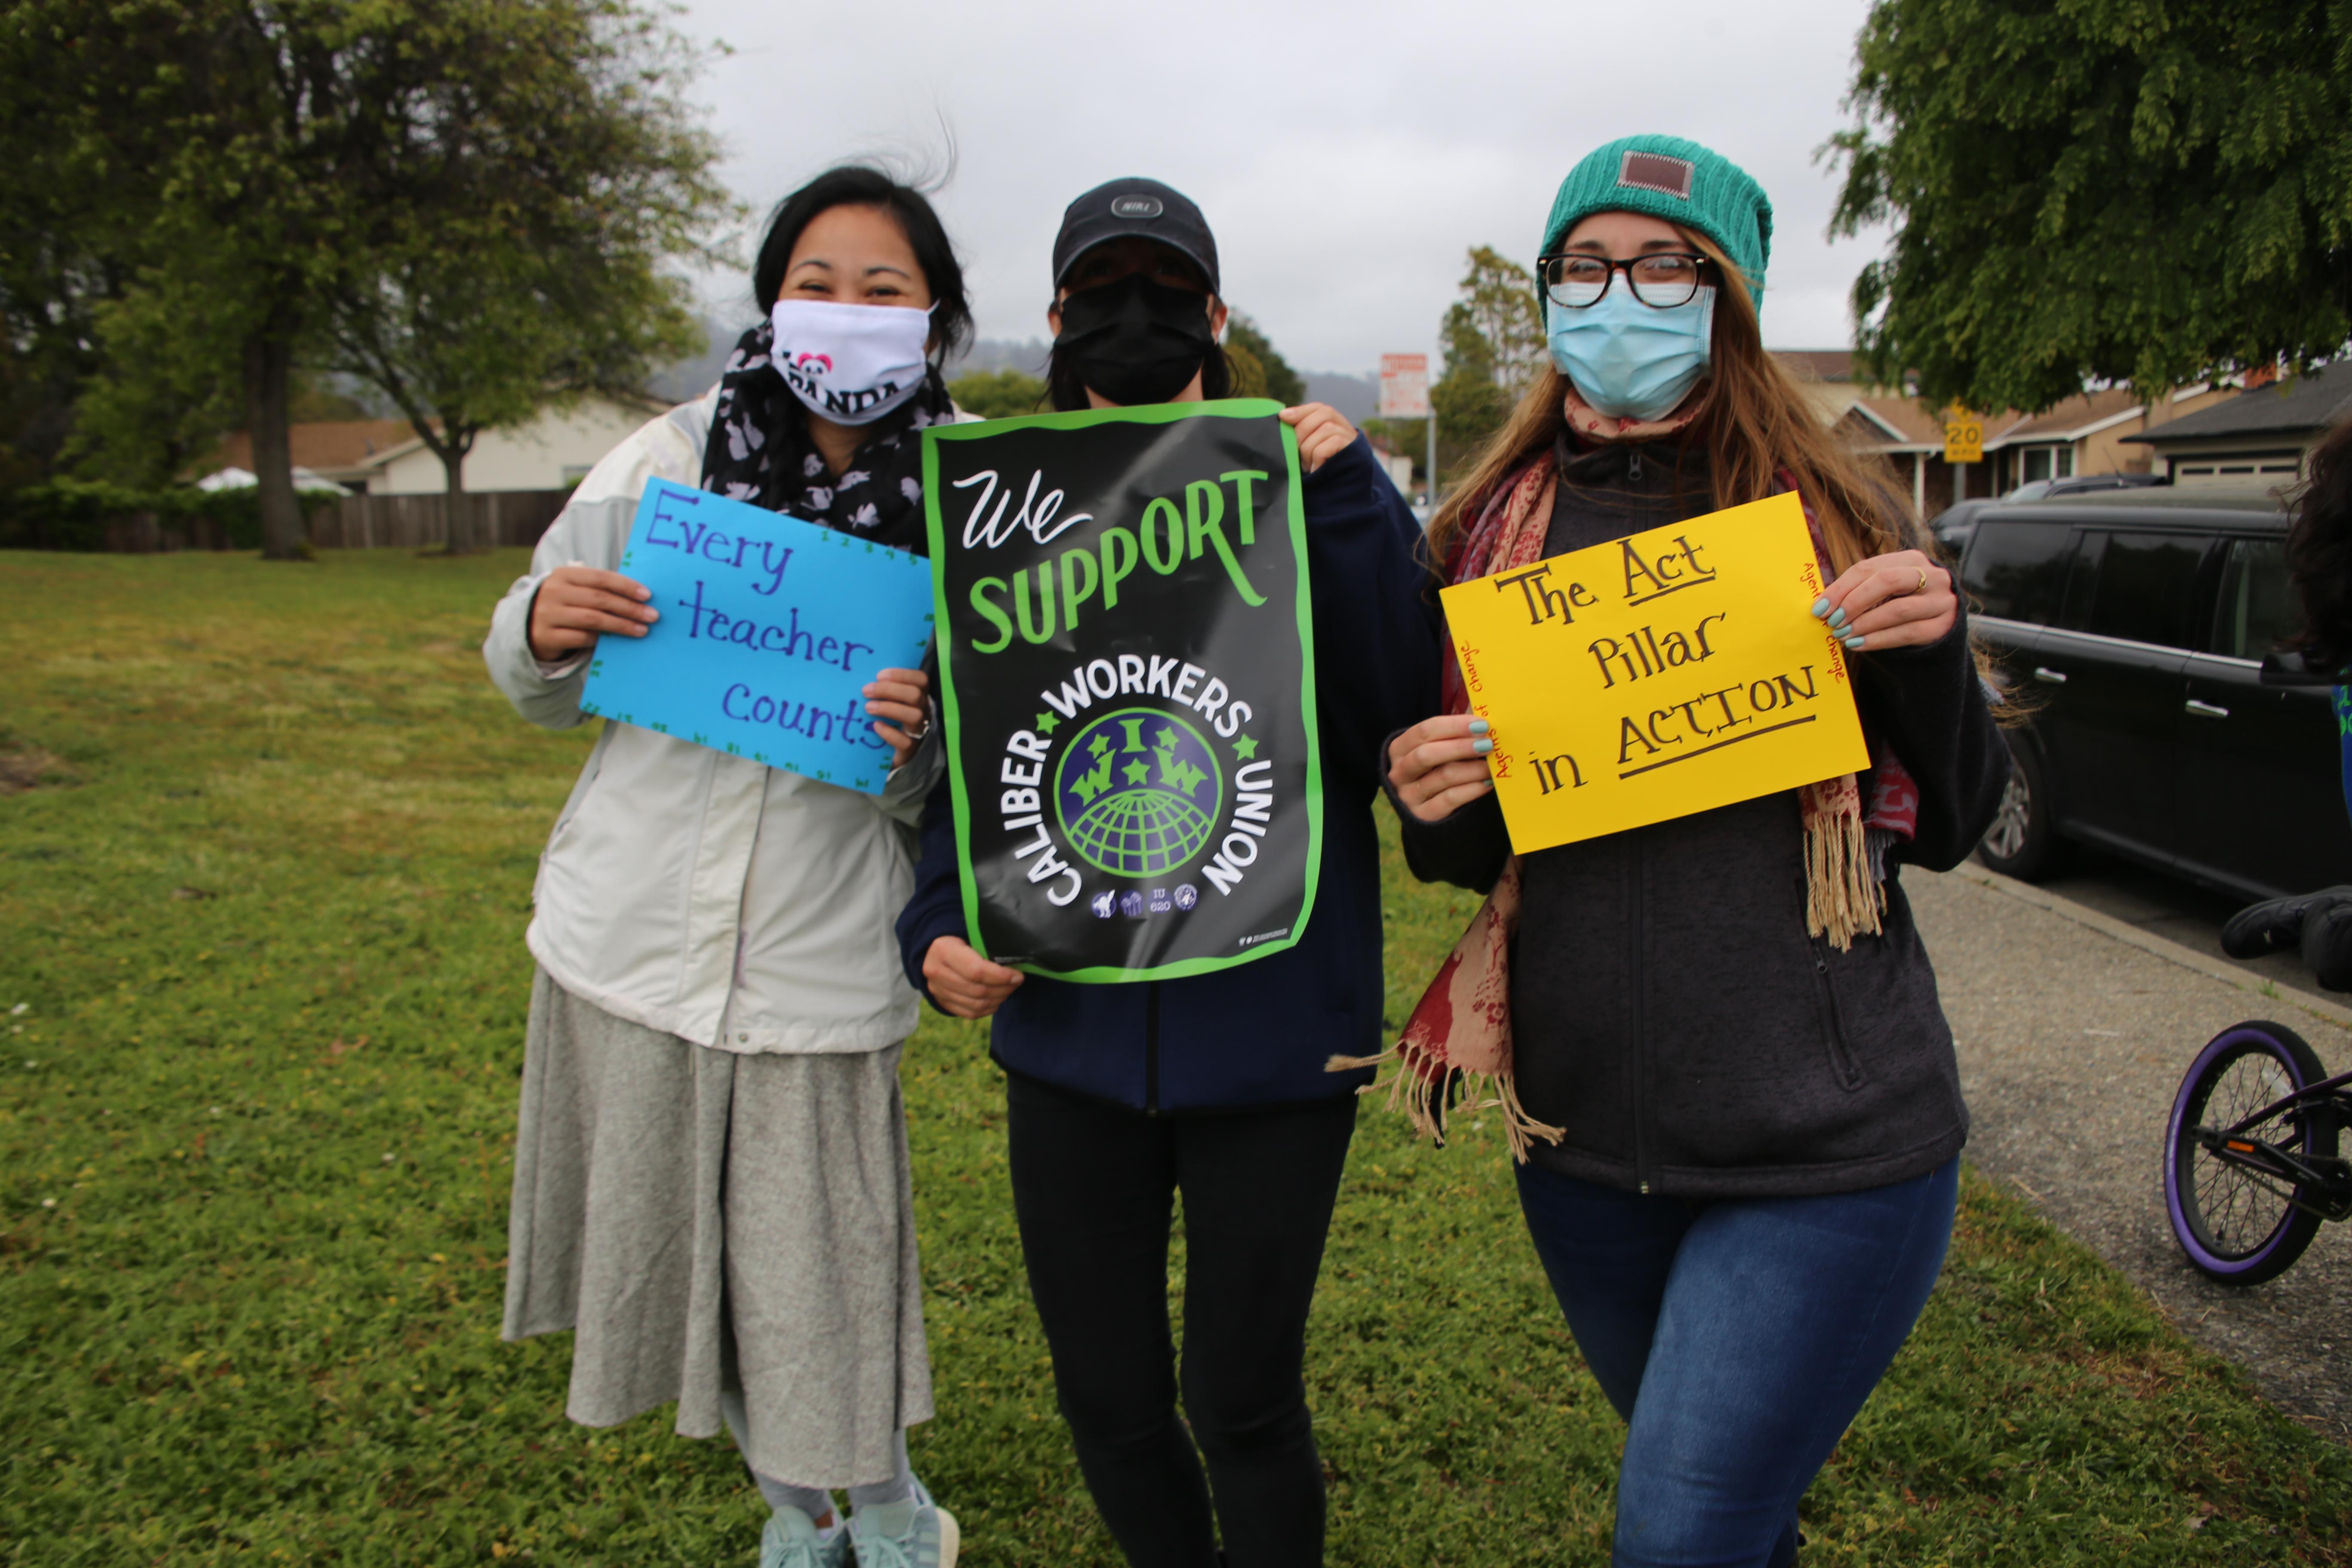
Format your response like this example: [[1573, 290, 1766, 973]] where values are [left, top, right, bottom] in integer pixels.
[[1439, 493, 1869, 854]]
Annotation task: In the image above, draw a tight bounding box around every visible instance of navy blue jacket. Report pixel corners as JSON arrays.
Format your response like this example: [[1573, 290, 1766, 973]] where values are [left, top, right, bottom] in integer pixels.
[[896, 434, 1442, 1112]]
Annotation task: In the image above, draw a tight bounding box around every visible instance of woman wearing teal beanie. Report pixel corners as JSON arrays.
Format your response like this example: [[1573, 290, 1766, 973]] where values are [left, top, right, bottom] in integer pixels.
[[1378, 135, 2009, 1566]]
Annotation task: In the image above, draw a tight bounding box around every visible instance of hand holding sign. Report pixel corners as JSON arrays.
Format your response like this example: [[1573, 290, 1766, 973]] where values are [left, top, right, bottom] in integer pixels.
[[1440, 492, 1869, 853], [530, 565, 659, 658], [1385, 713, 1495, 822], [861, 667, 932, 767], [921, 934, 1025, 1018], [1817, 548, 1957, 651], [1277, 402, 1359, 471]]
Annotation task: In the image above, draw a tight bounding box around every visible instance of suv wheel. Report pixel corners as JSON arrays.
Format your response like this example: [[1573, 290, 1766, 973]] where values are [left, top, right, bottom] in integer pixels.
[[1978, 734, 2062, 880]]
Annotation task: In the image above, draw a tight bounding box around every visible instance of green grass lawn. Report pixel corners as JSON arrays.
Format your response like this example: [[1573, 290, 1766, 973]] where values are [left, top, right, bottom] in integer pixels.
[[3, 547, 2348, 1566]]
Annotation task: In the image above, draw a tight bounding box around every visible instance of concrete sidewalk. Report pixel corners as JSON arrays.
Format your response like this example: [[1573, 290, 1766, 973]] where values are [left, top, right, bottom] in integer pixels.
[[1909, 863, 2352, 1442]]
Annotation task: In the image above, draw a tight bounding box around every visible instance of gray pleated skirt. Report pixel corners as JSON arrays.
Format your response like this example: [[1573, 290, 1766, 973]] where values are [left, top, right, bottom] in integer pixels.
[[502, 969, 933, 1488]]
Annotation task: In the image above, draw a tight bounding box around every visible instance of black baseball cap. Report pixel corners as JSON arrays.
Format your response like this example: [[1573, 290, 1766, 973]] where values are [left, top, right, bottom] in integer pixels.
[[1051, 177, 1221, 295]]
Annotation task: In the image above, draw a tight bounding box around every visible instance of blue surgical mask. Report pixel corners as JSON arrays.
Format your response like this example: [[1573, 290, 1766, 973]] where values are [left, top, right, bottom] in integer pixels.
[[1545, 285, 1715, 422]]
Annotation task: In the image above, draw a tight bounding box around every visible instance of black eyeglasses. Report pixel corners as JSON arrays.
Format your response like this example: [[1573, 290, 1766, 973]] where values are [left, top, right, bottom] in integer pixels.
[[1538, 252, 1712, 309]]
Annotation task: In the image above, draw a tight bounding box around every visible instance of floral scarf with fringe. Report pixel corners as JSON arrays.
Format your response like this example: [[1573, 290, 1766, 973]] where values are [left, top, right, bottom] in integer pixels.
[[1332, 410, 1920, 1161]]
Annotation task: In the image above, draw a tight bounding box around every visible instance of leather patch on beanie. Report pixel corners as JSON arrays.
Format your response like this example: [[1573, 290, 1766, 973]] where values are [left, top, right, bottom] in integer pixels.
[[1618, 151, 1694, 199]]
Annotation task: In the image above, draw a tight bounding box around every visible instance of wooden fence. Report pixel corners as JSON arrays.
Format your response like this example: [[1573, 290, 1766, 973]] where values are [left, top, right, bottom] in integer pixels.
[[309, 490, 570, 551], [99, 513, 247, 553]]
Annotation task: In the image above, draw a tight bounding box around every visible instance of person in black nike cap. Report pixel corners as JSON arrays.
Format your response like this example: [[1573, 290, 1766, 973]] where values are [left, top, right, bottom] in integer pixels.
[[1039, 178, 1237, 411], [1051, 176, 1222, 299], [897, 176, 1442, 1566]]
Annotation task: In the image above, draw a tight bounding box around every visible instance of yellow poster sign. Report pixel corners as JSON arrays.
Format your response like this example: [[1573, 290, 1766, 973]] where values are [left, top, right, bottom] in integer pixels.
[[1439, 493, 1869, 853], [1942, 406, 1983, 465]]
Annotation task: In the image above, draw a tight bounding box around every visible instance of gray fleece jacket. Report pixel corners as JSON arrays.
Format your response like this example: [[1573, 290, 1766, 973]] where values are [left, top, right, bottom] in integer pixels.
[[1391, 435, 2009, 1198]]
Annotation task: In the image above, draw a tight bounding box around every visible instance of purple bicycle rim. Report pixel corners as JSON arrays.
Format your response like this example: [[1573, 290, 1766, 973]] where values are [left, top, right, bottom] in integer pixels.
[[2165, 1024, 2309, 1274]]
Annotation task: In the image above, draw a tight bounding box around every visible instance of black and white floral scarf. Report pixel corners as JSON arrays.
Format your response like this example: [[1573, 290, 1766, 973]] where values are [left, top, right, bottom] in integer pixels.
[[698, 317, 955, 555]]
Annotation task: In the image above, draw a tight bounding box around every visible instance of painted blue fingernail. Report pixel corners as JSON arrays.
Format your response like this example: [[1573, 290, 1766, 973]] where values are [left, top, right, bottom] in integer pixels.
[[1473, 738, 1494, 754], [1810, 597, 1829, 617], [1467, 718, 1490, 735], [1827, 608, 1848, 631], [1846, 634, 1867, 651]]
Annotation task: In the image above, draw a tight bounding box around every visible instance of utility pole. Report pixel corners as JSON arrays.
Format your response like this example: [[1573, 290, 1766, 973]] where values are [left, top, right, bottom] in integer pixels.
[[1427, 406, 1438, 511]]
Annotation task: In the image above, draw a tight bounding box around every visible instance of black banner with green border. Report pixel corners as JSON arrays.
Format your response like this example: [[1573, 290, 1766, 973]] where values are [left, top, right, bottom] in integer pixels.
[[923, 400, 1322, 983]]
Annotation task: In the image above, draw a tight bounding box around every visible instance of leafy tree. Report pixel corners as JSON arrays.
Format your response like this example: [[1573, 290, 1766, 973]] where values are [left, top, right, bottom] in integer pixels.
[[1424, 246, 1545, 484], [0, 5, 156, 490], [1224, 314, 1305, 406], [1829, 0, 2352, 411], [286, 378, 378, 425], [11, 0, 724, 558], [947, 368, 1048, 419], [323, 223, 704, 551], [1223, 339, 1268, 399]]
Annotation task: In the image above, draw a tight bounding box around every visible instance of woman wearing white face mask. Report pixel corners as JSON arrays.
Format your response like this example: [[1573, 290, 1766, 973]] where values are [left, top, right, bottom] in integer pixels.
[[482, 167, 968, 1568], [1381, 137, 2009, 1568]]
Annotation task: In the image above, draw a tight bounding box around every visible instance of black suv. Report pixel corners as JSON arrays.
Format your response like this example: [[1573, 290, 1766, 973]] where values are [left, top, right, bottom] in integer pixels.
[[1957, 487, 2352, 900]]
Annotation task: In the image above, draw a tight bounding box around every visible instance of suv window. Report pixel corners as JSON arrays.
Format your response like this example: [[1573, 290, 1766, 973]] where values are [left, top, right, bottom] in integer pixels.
[[2209, 536, 2300, 660], [2059, 530, 2214, 649], [1960, 520, 2073, 624]]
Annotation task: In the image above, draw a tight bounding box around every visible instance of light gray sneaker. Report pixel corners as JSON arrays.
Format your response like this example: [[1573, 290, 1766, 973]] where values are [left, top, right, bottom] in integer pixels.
[[760, 1506, 854, 1568], [847, 1479, 959, 1568]]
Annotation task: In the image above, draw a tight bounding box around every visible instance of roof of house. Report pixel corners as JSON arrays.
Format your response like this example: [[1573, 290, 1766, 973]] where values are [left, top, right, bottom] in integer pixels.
[[202, 419, 421, 480], [1992, 386, 2145, 444], [1841, 396, 1949, 448], [1833, 385, 2161, 455], [354, 393, 665, 472], [2120, 361, 2352, 444], [1772, 349, 1856, 384]]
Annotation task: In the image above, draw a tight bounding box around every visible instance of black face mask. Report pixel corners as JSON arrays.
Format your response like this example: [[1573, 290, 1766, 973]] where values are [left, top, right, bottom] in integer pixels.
[[1054, 273, 1218, 407]]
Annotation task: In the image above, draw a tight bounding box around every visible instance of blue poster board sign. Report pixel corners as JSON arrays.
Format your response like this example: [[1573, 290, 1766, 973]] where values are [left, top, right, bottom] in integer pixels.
[[578, 479, 935, 794]]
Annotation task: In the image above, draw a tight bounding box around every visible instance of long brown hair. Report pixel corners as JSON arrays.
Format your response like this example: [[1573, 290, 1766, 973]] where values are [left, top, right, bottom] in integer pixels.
[[1428, 228, 1911, 573]]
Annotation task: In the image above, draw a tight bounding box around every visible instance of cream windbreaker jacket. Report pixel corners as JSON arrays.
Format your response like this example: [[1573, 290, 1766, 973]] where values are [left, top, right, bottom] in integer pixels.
[[483, 389, 943, 1054]]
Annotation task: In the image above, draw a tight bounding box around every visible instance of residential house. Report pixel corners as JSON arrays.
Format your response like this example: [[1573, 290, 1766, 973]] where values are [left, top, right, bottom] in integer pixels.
[[1966, 385, 2239, 493], [358, 395, 665, 494], [2119, 362, 2352, 488], [1772, 350, 2241, 516], [199, 418, 416, 491], [1776, 350, 1981, 514]]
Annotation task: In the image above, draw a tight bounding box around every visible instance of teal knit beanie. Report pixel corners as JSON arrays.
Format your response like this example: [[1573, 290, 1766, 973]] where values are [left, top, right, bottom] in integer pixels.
[[1539, 135, 1773, 313]]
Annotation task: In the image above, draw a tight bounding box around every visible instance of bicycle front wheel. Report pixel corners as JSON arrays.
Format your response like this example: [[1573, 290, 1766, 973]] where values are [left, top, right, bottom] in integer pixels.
[[2164, 1020, 2335, 1286]]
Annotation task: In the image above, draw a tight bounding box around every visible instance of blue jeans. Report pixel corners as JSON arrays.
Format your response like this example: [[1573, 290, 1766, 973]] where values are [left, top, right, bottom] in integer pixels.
[[1515, 1157, 1960, 1568]]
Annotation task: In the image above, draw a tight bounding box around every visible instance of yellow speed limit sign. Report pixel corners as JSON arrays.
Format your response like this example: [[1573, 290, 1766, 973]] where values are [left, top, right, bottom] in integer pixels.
[[1943, 406, 1984, 465]]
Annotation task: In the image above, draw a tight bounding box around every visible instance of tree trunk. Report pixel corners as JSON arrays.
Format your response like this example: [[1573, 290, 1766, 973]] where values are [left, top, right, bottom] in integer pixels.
[[438, 441, 478, 553], [244, 329, 306, 560]]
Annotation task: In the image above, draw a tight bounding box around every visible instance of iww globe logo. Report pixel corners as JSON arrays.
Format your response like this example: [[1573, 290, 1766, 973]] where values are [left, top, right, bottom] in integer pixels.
[[1053, 707, 1224, 879]]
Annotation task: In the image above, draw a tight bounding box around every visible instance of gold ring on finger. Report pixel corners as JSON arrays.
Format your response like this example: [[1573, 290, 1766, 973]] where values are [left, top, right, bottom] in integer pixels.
[[1913, 567, 1928, 595]]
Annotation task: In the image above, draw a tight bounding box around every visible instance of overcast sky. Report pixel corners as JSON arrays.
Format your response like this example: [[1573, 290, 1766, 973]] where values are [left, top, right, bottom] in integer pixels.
[[676, 0, 1889, 377]]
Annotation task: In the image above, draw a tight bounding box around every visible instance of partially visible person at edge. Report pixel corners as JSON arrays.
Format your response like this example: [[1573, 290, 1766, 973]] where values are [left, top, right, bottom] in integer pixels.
[[1378, 136, 2009, 1568], [482, 166, 970, 1568], [2220, 413, 2352, 986], [894, 178, 1441, 1568]]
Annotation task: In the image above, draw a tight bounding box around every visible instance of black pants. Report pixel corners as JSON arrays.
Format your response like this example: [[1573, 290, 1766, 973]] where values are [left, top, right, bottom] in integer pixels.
[[1004, 1072, 1358, 1568]]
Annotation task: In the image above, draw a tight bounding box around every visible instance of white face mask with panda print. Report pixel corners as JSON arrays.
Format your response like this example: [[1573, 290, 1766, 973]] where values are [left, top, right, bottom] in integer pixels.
[[768, 299, 935, 426]]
